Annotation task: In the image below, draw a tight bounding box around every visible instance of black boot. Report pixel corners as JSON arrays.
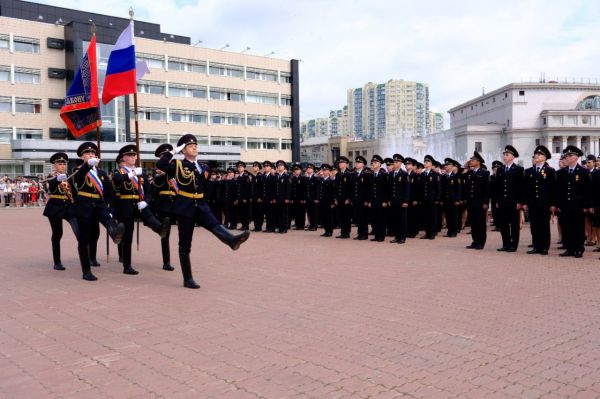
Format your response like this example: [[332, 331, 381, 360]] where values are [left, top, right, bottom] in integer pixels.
[[142, 208, 171, 239], [210, 224, 250, 251], [88, 242, 100, 267], [122, 243, 139, 275], [161, 237, 174, 271], [78, 245, 97, 281], [179, 252, 199, 289], [52, 240, 65, 270], [118, 243, 123, 263], [106, 218, 125, 244]]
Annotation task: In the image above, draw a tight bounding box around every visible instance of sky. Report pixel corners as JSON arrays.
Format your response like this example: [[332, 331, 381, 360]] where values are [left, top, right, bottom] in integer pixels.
[[38, 0, 600, 123]]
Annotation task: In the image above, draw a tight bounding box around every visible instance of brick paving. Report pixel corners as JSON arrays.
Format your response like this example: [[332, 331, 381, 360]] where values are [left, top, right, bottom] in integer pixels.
[[1, 208, 600, 398]]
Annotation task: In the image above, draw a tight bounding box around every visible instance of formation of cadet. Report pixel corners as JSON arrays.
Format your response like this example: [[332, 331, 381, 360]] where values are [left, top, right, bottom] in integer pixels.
[[43, 140, 600, 287]]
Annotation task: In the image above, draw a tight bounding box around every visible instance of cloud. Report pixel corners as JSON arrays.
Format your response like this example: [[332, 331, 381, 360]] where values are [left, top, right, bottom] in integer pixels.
[[37, 0, 600, 124]]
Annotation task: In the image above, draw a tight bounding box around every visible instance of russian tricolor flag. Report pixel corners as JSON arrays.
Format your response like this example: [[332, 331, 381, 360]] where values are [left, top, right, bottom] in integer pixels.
[[102, 21, 137, 105]]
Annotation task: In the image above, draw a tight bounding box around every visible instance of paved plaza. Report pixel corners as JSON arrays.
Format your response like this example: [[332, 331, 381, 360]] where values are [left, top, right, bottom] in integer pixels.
[[1, 208, 600, 398]]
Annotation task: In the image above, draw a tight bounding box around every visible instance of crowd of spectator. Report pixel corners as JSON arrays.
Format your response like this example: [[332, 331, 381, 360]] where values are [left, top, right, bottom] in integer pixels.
[[0, 175, 46, 207]]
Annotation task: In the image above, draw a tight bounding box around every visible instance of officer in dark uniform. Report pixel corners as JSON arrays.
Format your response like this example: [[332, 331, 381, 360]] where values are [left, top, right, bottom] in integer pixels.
[[274, 160, 291, 233], [404, 158, 420, 238], [369, 155, 389, 241], [72, 142, 125, 281], [351, 155, 371, 240], [235, 161, 252, 230], [112, 145, 171, 275], [207, 170, 222, 224], [157, 134, 250, 288], [419, 155, 441, 239], [318, 164, 335, 236], [152, 143, 177, 271], [494, 145, 525, 252], [383, 157, 395, 237], [388, 154, 410, 244], [43, 152, 79, 270], [442, 158, 462, 237], [523, 145, 556, 255], [262, 161, 277, 232], [250, 161, 264, 231], [335, 156, 352, 238], [223, 167, 237, 229], [290, 164, 307, 230], [465, 151, 490, 249], [556, 145, 590, 258], [305, 164, 320, 231], [490, 160, 502, 231]]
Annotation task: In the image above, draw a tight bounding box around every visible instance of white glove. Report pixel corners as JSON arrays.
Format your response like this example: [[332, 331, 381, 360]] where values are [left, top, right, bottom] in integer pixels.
[[137, 201, 148, 210], [172, 144, 186, 154], [134, 167, 143, 176], [57, 174, 67, 182], [87, 158, 99, 167]]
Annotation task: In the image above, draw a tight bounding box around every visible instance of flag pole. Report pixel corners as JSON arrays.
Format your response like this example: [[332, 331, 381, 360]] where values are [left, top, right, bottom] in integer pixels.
[[130, 7, 141, 251]]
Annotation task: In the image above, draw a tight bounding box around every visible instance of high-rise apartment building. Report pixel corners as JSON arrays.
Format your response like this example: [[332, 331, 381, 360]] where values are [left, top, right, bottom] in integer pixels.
[[346, 79, 430, 139], [0, 0, 300, 176], [428, 111, 444, 133]]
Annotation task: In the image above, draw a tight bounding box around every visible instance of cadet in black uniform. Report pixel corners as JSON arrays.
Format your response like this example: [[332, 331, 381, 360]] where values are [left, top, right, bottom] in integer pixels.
[[250, 161, 264, 231], [43, 152, 79, 271], [523, 145, 556, 255], [318, 164, 335, 237], [556, 145, 590, 258], [405, 158, 420, 238], [157, 134, 250, 288], [112, 145, 171, 275], [207, 170, 222, 224], [223, 168, 237, 229], [384, 157, 395, 237], [235, 161, 251, 230], [442, 158, 462, 237], [388, 154, 410, 244], [494, 145, 525, 252], [263, 161, 277, 232], [351, 156, 371, 240], [290, 164, 307, 230], [305, 163, 320, 231], [419, 155, 441, 240], [369, 155, 389, 242], [490, 160, 502, 232], [152, 144, 177, 270], [72, 142, 125, 281], [274, 160, 291, 233], [465, 151, 490, 249], [335, 156, 352, 239]]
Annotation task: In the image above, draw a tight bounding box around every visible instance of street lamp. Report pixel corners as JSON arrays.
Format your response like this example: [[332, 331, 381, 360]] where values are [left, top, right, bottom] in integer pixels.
[[193, 40, 203, 47], [220, 44, 230, 50], [241, 46, 251, 53], [264, 51, 275, 56]]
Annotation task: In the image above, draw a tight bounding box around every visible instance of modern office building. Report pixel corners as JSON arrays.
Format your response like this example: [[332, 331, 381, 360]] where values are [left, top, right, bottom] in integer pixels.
[[0, 0, 300, 176]]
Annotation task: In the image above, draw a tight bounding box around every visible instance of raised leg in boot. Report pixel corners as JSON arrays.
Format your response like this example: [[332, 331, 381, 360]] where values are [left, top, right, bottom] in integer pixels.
[[210, 224, 250, 250]]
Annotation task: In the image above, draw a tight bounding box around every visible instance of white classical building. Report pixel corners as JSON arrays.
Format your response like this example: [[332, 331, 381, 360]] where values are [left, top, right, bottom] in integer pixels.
[[428, 82, 600, 165]]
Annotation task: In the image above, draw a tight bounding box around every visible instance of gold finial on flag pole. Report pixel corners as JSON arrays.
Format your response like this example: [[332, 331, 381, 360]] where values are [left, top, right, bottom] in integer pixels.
[[129, 7, 134, 20], [91, 22, 96, 35]]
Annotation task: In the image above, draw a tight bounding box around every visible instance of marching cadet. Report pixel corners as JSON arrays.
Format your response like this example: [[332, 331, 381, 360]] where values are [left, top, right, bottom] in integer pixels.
[[351, 155, 371, 240], [157, 134, 250, 289], [274, 160, 291, 233], [250, 161, 264, 231], [556, 145, 590, 258], [494, 145, 525, 252], [112, 145, 171, 275], [223, 167, 237, 229], [465, 151, 490, 250], [318, 163, 335, 236], [404, 158, 420, 238], [152, 143, 177, 271], [43, 152, 79, 270], [388, 154, 410, 244], [72, 142, 125, 281], [305, 164, 320, 231], [369, 155, 389, 242], [235, 161, 252, 230], [262, 161, 277, 232], [335, 156, 352, 239], [419, 155, 441, 240], [442, 158, 462, 237], [290, 164, 307, 230], [523, 145, 556, 255]]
